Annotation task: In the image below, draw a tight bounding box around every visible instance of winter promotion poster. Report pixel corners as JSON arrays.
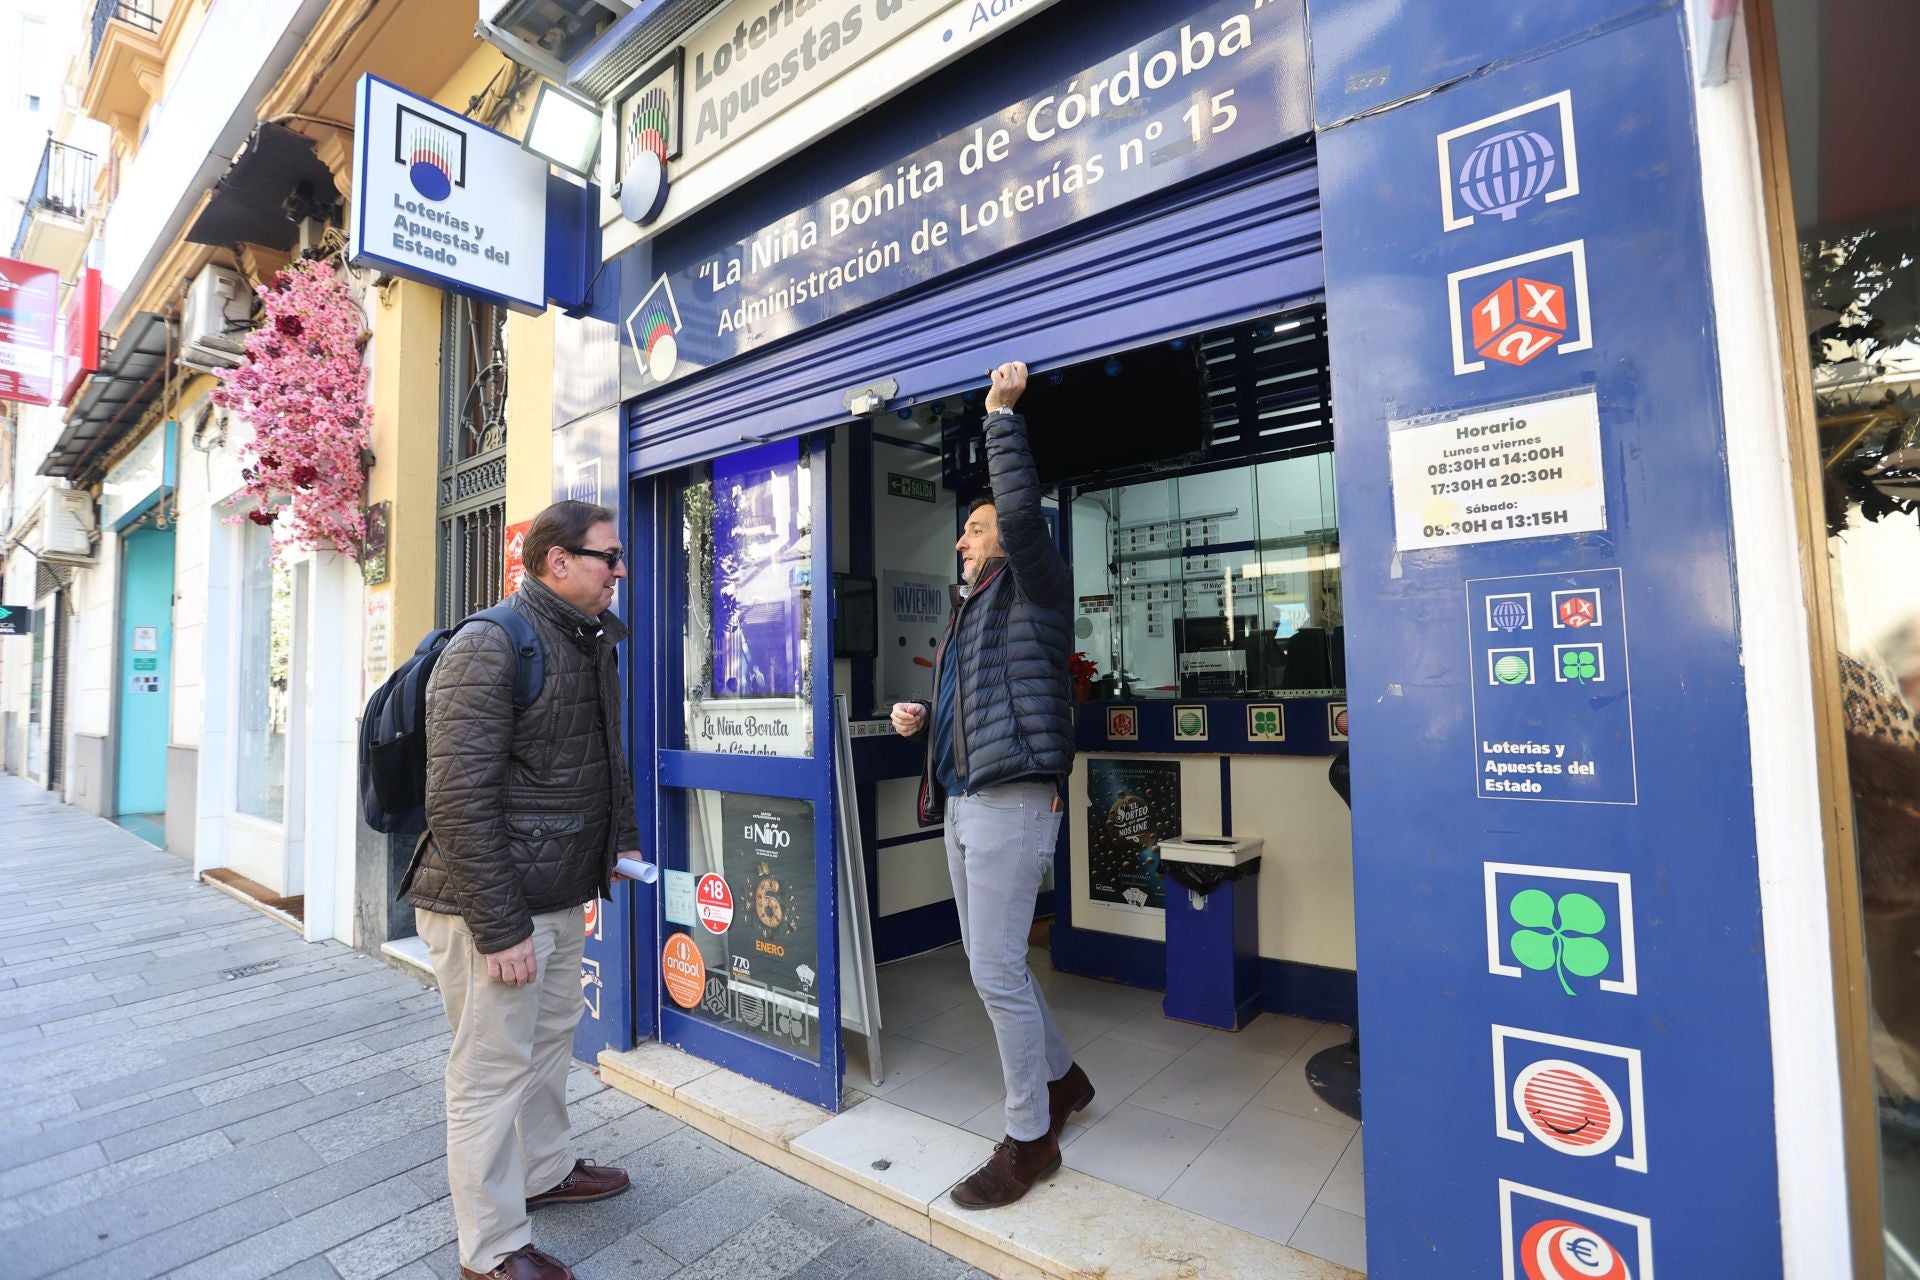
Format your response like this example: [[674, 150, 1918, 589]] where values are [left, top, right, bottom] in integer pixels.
[[1086, 758, 1180, 913], [716, 792, 819, 1058]]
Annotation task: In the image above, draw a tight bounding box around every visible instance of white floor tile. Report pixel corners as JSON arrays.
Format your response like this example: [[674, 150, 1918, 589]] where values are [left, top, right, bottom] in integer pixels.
[[896, 998, 995, 1054], [1129, 1037, 1289, 1130], [845, 1033, 958, 1098], [1204, 1013, 1319, 1060], [1162, 1103, 1355, 1246], [1318, 1129, 1365, 1218], [1062, 1102, 1219, 1199], [1289, 1202, 1368, 1272], [883, 1039, 1007, 1125], [1101, 1003, 1214, 1057], [1057, 1033, 1180, 1130], [791, 1097, 996, 1207], [1250, 1037, 1361, 1132]]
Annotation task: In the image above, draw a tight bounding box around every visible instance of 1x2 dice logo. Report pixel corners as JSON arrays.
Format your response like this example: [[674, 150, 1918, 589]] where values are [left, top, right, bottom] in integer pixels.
[[1448, 242, 1592, 376], [1106, 705, 1139, 742], [1472, 277, 1568, 366]]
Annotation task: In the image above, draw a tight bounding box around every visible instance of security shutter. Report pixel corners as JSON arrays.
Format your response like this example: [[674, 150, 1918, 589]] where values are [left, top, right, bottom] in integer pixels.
[[628, 150, 1322, 476]]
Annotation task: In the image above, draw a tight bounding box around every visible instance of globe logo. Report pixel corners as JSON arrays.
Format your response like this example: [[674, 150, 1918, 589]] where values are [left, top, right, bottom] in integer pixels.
[[1491, 599, 1530, 632], [406, 126, 456, 202], [1457, 128, 1557, 222]]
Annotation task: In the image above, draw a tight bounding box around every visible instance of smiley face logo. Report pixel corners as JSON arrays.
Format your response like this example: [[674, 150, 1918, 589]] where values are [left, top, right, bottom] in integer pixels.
[[1514, 1059, 1621, 1158]]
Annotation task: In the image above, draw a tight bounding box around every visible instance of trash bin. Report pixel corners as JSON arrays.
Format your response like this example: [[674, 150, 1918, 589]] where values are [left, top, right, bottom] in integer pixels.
[[1158, 834, 1264, 1030]]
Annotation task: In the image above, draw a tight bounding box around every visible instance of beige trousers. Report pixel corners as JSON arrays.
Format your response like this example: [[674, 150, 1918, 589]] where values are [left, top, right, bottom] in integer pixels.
[[417, 904, 587, 1273]]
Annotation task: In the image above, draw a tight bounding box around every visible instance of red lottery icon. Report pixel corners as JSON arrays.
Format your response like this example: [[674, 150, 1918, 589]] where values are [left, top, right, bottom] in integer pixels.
[[1471, 276, 1568, 367], [1520, 1219, 1633, 1280]]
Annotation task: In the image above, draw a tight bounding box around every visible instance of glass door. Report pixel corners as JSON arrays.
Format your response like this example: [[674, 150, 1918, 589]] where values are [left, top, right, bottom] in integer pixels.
[[655, 436, 842, 1109]]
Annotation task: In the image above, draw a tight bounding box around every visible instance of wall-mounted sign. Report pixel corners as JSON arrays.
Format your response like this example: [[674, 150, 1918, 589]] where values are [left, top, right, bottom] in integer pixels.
[[615, 49, 681, 225], [0, 605, 28, 637], [349, 74, 548, 312], [1389, 389, 1604, 552], [364, 590, 393, 703], [623, 0, 1310, 390], [608, 0, 1065, 242], [0, 255, 59, 407], [60, 268, 103, 406]]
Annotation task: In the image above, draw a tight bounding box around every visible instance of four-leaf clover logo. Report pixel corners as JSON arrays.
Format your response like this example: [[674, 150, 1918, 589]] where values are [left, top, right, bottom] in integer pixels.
[[1508, 889, 1610, 995], [1252, 709, 1280, 735], [1560, 648, 1599, 683]]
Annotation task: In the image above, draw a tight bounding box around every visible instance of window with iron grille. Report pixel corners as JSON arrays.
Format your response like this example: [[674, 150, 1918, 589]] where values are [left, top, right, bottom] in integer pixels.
[[435, 295, 510, 627]]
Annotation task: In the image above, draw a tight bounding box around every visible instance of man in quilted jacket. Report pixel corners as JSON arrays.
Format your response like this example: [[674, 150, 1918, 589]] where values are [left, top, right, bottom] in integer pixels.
[[405, 499, 640, 1280], [890, 361, 1092, 1209]]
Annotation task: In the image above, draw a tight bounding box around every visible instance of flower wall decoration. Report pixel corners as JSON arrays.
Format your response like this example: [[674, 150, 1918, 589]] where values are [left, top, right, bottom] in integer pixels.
[[209, 259, 371, 558]]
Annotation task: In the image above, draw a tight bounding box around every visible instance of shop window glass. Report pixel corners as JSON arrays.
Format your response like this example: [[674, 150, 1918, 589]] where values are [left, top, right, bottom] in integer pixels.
[[235, 519, 291, 822], [664, 789, 821, 1061], [679, 440, 815, 757], [1070, 453, 1340, 699]]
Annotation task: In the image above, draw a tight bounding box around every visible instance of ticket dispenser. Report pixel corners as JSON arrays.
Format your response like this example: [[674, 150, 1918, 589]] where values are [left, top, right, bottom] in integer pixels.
[[1159, 834, 1265, 1030]]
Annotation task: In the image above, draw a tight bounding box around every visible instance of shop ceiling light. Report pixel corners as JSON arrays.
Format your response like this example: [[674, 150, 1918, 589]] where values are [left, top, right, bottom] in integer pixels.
[[523, 81, 603, 178]]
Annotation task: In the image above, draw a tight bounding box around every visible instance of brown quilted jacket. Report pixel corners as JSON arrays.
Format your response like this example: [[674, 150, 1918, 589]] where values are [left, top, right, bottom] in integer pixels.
[[404, 576, 641, 953]]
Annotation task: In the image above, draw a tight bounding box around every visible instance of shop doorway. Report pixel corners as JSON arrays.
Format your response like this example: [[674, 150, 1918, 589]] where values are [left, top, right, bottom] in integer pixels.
[[1757, 0, 1920, 1270], [650, 436, 846, 1110], [115, 525, 174, 840]]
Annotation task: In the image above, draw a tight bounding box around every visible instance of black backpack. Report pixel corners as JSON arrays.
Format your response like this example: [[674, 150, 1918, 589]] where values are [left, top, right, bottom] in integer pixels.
[[358, 603, 545, 834]]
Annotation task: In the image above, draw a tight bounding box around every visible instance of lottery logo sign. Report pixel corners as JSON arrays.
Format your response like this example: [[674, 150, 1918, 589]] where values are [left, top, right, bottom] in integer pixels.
[[1500, 1181, 1651, 1280], [1554, 589, 1603, 629], [1438, 91, 1581, 232], [695, 873, 734, 934], [1106, 705, 1139, 742], [1448, 242, 1593, 375], [1493, 1025, 1646, 1171], [1484, 863, 1638, 995], [625, 274, 684, 384]]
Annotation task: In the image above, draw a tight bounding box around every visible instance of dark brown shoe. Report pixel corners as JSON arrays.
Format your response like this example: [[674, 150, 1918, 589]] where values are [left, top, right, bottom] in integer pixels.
[[949, 1132, 1061, 1210], [460, 1244, 573, 1280], [1047, 1063, 1095, 1137], [526, 1159, 631, 1209]]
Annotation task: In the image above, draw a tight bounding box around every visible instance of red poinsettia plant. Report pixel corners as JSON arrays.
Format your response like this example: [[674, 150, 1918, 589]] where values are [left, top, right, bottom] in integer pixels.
[[1069, 651, 1101, 701], [210, 258, 371, 558]]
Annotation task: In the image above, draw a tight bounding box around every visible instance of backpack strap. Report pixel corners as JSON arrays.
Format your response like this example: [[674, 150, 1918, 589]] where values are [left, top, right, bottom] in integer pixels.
[[467, 602, 546, 711]]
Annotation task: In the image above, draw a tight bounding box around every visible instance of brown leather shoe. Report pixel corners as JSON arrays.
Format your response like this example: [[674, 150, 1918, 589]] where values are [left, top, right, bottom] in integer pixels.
[[949, 1132, 1061, 1210], [1047, 1063, 1095, 1137], [526, 1159, 631, 1209], [460, 1244, 573, 1280]]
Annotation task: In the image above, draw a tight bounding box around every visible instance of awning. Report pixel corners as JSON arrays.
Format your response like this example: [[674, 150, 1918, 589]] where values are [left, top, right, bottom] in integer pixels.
[[186, 122, 342, 252], [40, 311, 174, 478], [569, 0, 727, 99]]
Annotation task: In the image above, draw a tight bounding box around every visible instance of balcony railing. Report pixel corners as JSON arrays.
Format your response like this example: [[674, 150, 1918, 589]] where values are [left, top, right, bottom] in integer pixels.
[[89, 0, 162, 64], [9, 139, 98, 257]]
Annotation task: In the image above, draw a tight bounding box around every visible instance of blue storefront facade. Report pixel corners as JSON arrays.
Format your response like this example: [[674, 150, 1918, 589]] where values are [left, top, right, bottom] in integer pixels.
[[545, 0, 1872, 1274]]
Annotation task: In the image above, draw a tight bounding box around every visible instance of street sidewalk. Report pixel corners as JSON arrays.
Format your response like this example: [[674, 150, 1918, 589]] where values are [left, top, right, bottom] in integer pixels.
[[0, 774, 988, 1280]]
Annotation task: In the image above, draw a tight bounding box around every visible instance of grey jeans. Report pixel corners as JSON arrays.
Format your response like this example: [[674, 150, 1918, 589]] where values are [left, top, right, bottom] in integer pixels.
[[945, 780, 1074, 1142]]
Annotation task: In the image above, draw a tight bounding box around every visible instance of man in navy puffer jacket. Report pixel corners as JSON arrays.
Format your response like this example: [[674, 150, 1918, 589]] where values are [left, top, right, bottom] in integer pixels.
[[891, 360, 1092, 1209]]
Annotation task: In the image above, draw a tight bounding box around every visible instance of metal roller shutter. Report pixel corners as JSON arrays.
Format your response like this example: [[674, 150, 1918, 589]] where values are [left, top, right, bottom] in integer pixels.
[[627, 149, 1322, 476]]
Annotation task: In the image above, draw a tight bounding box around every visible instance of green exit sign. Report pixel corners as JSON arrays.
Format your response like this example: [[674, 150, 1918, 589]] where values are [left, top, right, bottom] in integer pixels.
[[887, 473, 936, 503]]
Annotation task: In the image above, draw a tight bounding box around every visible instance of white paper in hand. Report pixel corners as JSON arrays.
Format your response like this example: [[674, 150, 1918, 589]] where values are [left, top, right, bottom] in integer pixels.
[[615, 855, 658, 884]]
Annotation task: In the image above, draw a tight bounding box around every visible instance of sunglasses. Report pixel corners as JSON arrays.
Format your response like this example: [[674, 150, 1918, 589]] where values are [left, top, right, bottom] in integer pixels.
[[566, 545, 625, 568]]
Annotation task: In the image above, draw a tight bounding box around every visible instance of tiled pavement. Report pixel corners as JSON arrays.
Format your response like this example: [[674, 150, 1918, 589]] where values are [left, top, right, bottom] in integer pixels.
[[0, 775, 990, 1280]]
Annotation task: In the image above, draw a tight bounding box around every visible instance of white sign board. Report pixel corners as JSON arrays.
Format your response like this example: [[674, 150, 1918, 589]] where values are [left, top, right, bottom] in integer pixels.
[[350, 74, 548, 311], [1389, 390, 1605, 551], [605, 0, 1062, 249]]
